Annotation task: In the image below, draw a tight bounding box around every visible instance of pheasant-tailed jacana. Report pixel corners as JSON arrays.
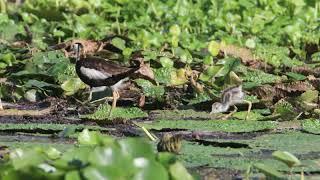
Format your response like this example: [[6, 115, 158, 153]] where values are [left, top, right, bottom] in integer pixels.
[[210, 85, 252, 120], [73, 43, 154, 117]]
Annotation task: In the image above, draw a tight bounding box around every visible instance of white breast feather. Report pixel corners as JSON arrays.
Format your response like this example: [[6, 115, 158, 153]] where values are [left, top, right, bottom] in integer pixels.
[[80, 67, 111, 80]]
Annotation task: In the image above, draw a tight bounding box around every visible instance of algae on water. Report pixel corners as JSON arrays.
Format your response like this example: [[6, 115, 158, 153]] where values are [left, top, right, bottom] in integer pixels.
[[81, 104, 148, 120]]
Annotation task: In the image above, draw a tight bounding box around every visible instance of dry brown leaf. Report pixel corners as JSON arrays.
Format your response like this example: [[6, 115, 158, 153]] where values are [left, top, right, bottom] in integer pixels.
[[252, 81, 315, 102], [219, 44, 273, 72], [0, 107, 52, 116], [291, 66, 320, 77]]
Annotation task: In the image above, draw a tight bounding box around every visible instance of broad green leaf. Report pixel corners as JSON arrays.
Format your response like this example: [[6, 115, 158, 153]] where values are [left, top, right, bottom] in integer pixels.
[[83, 166, 120, 180], [253, 163, 285, 179], [133, 158, 169, 180], [154, 67, 172, 84], [111, 37, 126, 50], [286, 72, 306, 81], [78, 129, 100, 145], [119, 138, 154, 159], [208, 41, 220, 56], [159, 57, 174, 68], [169, 162, 194, 180], [65, 171, 81, 180], [299, 90, 318, 103], [135, 79, 165, 99], [171, 68, 187, 86], [0, 53, 15, 66], [61, 78, 86, 96], [272, 151, 301, 168], [10, 149, 45, 170], [156, 152, 177, 168], [169, 24, 181, 36], [45, 147, 61, 160], [245, 38, 255, 49], [174, 47, 192, 63]]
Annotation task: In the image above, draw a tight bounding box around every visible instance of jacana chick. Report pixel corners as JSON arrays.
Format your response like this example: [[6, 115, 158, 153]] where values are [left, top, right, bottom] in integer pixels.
[[210, 85, 252, 120], [73, 43, 154, 117]]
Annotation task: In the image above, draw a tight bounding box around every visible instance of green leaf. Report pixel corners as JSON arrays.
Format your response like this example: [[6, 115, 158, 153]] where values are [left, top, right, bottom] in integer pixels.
[[119, 138, 154, 159], [208, 41, 220, 56], [253, 163, 285, 179], [10, 149, 45, 170], [199, 65, 224, 82], [77, 129, 100, 145], [156, 152, 177, 168], [88, 146, 133, 170], [83, 166, 121, 180], [245, 38, 255, 49], [135, 79, 165, 99], [203, 56, 213, 65], [272, 151, 301, 168], [174, 47, 192, 63], [133, 158, 169, 180], [61, 78, 86, 96], [45, 147, 61, 160], [311, 52, 320, 62], [286, 72, 306, 81], [111, 37, 126, 50], [169, 24, 181, 36], [65, 171, 81, 180], [0, 53, 15, 66], [169, 162, 194, 180], [154, 67, 172, 85], [159, 57, 174, 68], [298, 90, 318, 103]]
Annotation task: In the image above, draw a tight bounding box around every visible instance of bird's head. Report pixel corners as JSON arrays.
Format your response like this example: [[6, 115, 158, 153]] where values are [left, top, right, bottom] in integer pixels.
[[71, 43, 84, 61], [210, 102, 229, 114]]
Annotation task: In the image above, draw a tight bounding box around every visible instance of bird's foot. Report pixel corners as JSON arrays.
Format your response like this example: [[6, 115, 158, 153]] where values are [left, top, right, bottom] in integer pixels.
[[108, 91, 120, 118]]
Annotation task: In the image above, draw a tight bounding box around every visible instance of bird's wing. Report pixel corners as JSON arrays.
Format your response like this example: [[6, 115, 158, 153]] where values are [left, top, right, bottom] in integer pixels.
[[79, 66, 112, 80], [80, 56, 134, 79]]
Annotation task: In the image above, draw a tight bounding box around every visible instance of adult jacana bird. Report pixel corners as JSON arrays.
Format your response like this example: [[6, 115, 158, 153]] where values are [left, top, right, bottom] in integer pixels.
[[210, 85, 252, 120], [73, 43, 154, 117]]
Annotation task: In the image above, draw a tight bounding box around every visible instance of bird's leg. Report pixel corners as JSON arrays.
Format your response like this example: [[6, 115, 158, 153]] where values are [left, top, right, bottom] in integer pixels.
[[108, 90, 120, 117], [0, 98, 3, 110], [222, 105, 238, 120], [88, 88, 93, 102], [243, 100, 252, 120]]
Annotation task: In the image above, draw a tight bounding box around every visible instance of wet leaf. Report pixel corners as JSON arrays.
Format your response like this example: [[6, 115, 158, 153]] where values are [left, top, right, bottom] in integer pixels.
[[253, 163, 285, 179], [272, 151, 301, 168]]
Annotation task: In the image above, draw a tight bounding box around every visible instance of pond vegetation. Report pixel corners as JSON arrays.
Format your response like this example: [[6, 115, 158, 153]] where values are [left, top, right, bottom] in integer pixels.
[[0, 0, 320, 179]]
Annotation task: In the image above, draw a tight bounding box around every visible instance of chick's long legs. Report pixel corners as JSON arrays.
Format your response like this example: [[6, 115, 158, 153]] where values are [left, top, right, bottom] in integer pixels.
[[222, 105, 238, 120], [243, 100, 252, 120], [108, 90, 120, 117]]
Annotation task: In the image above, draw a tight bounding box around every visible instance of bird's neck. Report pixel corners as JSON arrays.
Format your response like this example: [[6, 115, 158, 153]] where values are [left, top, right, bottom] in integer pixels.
[[220, 103, 230, 112]]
